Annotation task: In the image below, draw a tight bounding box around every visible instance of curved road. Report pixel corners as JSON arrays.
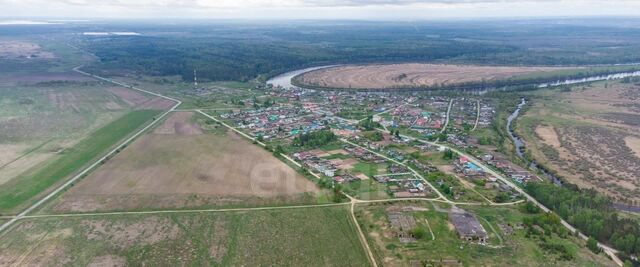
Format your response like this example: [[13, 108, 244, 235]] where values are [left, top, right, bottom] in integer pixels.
[[394, 131, 623, 266]]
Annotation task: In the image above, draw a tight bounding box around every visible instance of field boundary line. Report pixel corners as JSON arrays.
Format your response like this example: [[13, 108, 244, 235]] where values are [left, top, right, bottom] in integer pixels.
[[350, 201, 378, 267], [0, 68, 181, 233], [0, 138, 54, 171], [19, 197, 512, 220], [20, 202, 350, 219], [424, 218, 435, 241]]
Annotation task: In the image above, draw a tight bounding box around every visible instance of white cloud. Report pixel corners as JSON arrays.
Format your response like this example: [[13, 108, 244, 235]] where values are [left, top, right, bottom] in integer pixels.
[[0, 0, 639, 19]]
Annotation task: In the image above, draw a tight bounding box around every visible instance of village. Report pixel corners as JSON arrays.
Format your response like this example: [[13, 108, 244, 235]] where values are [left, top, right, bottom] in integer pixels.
[[214, 83, 538, 206]]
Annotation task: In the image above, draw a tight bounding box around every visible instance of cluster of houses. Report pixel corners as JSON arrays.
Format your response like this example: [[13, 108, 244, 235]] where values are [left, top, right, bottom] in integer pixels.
[[268, 85, 407, 120], [478, 102, 495, 128], [292, 150, 362, 183], [373, 172, 430, 198], [481, 154, 536, 184], [449, 98, 479, 129], [378, 97, 449, 133], [454, 156, 487, 179], [343, 146, 386, 163], [221, 106, 330, 140]]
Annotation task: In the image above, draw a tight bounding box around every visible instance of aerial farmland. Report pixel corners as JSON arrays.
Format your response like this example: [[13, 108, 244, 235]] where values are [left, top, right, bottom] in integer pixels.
[[1, 15, 640, 267]]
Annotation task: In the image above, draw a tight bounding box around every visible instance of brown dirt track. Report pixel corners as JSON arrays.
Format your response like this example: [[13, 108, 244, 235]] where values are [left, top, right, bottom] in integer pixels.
[[50, 112, 319, 212], [296, 64, 562, 89]]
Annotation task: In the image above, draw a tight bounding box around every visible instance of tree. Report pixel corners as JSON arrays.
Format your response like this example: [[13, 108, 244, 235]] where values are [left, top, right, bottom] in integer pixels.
[[442, 149, 455, 160], [410, 227, 427, 240], [494, 192, 510, 203], [293, 129, 337, 148], [273, 145, 285, 157], [587, 237, 601, 254], [332, 183, 344, 203]]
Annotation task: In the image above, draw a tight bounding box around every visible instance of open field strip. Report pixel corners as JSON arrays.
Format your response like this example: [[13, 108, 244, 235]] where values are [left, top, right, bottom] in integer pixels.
[[1, 196, 526, 221], [1, 205, 371, 266], [21, 202, 350, 219], [0, 111, 160, 213], [0, 68, 181, 233]]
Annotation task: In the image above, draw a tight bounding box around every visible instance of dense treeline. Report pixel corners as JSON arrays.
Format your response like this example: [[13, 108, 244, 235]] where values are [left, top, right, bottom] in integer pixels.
[[73, 20, 640, 82], [526, 182, 640, 256], [293, 129, 337, 148], [80, 33, 508, 82], [358, 116, 381, 131]]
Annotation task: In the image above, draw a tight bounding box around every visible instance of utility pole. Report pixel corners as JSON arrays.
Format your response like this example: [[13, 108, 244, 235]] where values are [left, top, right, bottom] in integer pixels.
[[194, 69, 198, 87]]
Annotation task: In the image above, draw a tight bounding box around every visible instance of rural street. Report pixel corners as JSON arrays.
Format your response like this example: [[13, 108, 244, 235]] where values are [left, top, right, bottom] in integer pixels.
[[440, 99, 454, 133], [0, 68, 623, 266], [340, 138, 449, 202], [394, 131, 623, 266], [471, 99, 480, 131]]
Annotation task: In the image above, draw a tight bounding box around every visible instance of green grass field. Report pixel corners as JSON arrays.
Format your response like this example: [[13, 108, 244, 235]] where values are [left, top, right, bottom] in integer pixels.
[[0, 206, 370, 266], [0, 110, 160, 214], [352, 162, 382, 178], [343, 180, 391, 200], [357, 202, 613, 266]]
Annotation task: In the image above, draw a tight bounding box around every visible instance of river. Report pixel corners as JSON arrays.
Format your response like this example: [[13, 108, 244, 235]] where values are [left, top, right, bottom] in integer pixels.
[[266, 66, 337, 89], [506, 98, 640, 213], [506, 98, 564, 186], [538, 71, 640, 88]]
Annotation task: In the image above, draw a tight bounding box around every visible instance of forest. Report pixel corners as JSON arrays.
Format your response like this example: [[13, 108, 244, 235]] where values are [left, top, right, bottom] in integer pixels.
[[69, 19, 640, 82], [526, 183, 640, 258]]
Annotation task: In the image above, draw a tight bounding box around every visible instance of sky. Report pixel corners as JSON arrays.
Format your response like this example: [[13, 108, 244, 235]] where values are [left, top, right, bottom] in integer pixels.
[[1, 0, 640, 20]]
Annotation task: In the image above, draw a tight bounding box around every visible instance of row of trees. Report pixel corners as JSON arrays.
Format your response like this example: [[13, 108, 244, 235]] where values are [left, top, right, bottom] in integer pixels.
[[525, 182, 640, 256], [292, 129, 336, 148]]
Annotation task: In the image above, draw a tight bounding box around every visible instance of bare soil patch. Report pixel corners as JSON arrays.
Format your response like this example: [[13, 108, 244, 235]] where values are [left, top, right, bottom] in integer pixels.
[[88, 255, 126, 267], [154, 111, 202, 135], [0, 72, 92, 86], [0, 41, 54, 59], [296, 64, 563, 89], [0, 144, 52, 185], [625, 136, 640, 158], [106, 87, 148, 106], [52, 112, 318, 212], [138, 96, 175, 110], [81, 216, 181, 249], [106, 87, 174, 110], [534, 125, 561, 148], [0, 143, 28, 167]]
